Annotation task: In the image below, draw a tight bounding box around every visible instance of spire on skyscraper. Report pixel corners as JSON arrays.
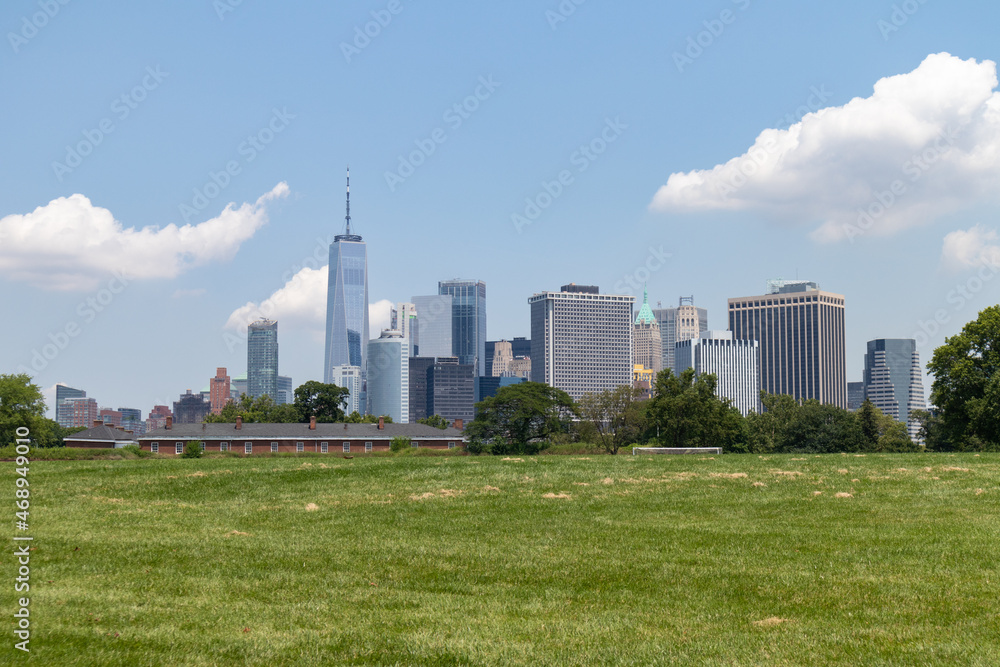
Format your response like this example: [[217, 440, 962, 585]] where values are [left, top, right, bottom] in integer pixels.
[[635, 283, 657, 325], [345, 166, 351, 235]]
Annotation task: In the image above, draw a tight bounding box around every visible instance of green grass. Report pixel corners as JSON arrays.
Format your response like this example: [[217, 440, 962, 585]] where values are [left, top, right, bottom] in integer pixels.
[[5, 453, 1000, 665]]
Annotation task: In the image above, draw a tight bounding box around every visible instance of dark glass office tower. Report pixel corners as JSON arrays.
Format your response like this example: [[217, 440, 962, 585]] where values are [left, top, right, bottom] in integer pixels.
[[438, 279, 486, 376], [325, 169, 370, 386], [248, 319, 278, 399]]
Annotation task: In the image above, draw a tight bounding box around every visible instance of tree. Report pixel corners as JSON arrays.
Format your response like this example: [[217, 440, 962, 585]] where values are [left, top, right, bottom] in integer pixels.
[[466, 382, 576, 454], [646, 369, 747, 451], [781, 400, 865, 453], [745, 393, 799, 453], [344, 412, 393, 424], [204, 394, 298, 424], [0, 374, 57, 447], [578, 385, 648, 454], [183, 441, 203, 458], [293, 381, 350, 422], [417, 414, 449, 429], [927, 305, 1000, 451], [856, 399, 881, 448]]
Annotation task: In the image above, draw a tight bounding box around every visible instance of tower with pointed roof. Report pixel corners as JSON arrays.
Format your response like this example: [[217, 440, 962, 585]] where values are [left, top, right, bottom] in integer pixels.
[[633, 285, 663, 374], [324, 167, 370, 399]]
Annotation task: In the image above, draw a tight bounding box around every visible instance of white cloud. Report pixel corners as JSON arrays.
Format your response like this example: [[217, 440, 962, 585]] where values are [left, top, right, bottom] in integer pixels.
[[224, 264, 394, 341], [941, 225, 1000, 271], [650, 53, 1000, 242], [0, 183, 289, 290]]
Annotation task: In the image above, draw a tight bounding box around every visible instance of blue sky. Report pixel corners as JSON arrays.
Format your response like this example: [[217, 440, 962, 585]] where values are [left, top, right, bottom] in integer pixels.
[[2, 0, 999, 416]]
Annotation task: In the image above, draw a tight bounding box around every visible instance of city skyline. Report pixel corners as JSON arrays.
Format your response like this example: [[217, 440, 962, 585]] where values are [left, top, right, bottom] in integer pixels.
[[3, 2, 1000, 416]]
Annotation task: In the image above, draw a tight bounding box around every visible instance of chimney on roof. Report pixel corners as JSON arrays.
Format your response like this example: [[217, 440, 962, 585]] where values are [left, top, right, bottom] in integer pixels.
[[166, 416, 172, 430], [453, 418, 463, 431], [378, 416, 384, 430], [125, 430, 133, 435], [94, 419, 104, 427], [309, 415, 316, 430], [236, 415, 242, 430]]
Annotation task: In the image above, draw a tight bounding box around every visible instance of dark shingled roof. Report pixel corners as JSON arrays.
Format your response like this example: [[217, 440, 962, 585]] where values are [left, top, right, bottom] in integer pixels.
[[65, 425, 138, 442], [138, 422, 465, 441]]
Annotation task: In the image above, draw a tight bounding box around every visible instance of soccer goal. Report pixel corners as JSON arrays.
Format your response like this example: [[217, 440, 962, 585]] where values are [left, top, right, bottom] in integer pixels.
[[632, 447, 722, 455]]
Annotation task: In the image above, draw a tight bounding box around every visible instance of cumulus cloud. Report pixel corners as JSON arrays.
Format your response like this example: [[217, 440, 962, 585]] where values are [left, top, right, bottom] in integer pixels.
[[941, 225, 1000, 271], [650, 53, 1000, 242], [0, 182, 289, 290], [225, 264, 394, 340]]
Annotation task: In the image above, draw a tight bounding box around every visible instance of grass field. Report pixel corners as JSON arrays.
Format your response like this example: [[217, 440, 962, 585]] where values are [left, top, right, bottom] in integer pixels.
[[5, 452, 1000, 666]]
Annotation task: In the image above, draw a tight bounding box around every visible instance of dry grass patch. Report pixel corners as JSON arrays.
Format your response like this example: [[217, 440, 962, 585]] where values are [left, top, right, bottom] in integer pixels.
[[305, 503, 319, 511], [942, 466, 971, 472], [187, 471, 206, 478], [542, 492, 571, 499], [753, 617, 792, 628], [438, 489, 464, 498], [834, 492, 853, 498], [976, 488, 985, 495], [601, 477, 614, 485], [502, 457, 524, 462], [837, 469, 849, 474], [481, 486, 501, 493], [409, 492, 437, 501], [753, 482, 767, 488], [813, 491, 823, 496], [710, 472, 748, 479], [772, 471, 803, 477], [573, 482, 590, 486], [226, 530, 251, 537]]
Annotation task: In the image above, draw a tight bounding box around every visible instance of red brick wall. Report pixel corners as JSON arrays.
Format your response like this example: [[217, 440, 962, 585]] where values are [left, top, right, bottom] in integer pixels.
[[138, 438, 461, 455]]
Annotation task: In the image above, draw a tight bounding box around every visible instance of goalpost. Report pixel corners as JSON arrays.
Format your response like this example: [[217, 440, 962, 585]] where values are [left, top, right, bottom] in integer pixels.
[[632, 447, 722, 455]]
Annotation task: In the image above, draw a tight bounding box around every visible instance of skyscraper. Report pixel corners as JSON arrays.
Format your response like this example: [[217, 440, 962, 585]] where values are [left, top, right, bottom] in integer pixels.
[[529, 283, 634, 401], [728, 280, 846, 408], [427, 357, 475, 424], [653, 297, 708, 375], [367, 329, 409, 423], [324, 168, 370, 385], [209, 367, 231, 415], [411, 294, 453, 357], [633, 286, 663, 374], [675, 331, 761, 416], [330, 365, 363, 415], [439, 279, 487, 376], [392, 302, 418, 357], [61, 397, 99, 429], [277, 375, 293, 405], [247, 318, 278, 400], [863, 338, 927, 440]]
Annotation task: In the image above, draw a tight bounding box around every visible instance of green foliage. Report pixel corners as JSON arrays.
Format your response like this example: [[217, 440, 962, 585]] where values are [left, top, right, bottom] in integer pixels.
[[0, 373, 59, 447], [204, 393, 299, 424], [344, 412, 393, 424], [183, 441, 203, 458], [293, 381, 350, 423], [466, 382, 576, 454], [926, 305, 1000, 451], [578, 385, 648, 454], [417, 414, 449, 429], [646, 369, 747, 452], [119, 444, 149, 458], [390, 436, 411, 452]]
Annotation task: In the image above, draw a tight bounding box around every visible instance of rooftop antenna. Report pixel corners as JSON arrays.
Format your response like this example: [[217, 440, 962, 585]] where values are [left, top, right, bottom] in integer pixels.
[[345, 166, 351, 235]]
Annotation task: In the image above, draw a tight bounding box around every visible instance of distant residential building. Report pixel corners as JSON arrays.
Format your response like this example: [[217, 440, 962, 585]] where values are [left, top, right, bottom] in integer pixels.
[[324, 168, 370, 385], [392, 302, 418, 357], [728, 280, 846, 408], [863, 338, 927, 440], [174, 390, 210, 424], [99, 409, 122, 428], [248, 319, 279, 400], [330, 365, 363, 415], [210, 368, 231, 415], [439, 279, 487, 375], [55, 384, 87, 427], [847, 382, 866, 411], [412, 294, 453, 358], [428, 357, 475, 424], [367, 329, 409, 423], [654, 297, 708, 376], [633, 286, 663, 374], [408, 357, 437, 423], [60, 396, 99, 429], [675, 331, 761, 416], [146, 405, 172, 432], [529, 283, 635, 401]]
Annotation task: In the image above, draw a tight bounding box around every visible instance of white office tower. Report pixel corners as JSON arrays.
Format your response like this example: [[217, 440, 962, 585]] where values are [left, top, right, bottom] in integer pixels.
[[391, 302, 418, 358], [366, 330, 409, 423], [675, 330, 761, 416], [329, 364, 363, 415]]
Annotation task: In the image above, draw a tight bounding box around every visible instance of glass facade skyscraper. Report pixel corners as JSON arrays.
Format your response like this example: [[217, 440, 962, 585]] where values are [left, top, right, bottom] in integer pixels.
[[324, 169, 370, 388], [247, 318, 278, 400], [412, 294, 453, 358], [863, 338, 926, 440], [438, 279, 486, 376]]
